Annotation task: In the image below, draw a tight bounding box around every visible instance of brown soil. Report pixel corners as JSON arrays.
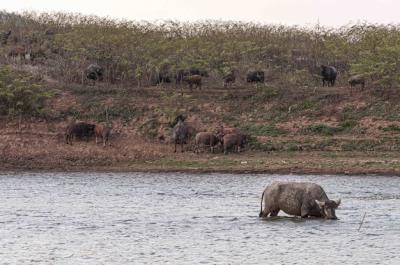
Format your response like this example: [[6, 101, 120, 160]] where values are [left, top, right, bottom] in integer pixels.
[[1, 120, 400, 175]]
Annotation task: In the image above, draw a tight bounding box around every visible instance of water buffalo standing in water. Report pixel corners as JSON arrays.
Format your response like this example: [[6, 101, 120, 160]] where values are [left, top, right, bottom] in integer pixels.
[[321, 65, 337, 87], [259, 182, 341, 219], [194, 132, 222, 153], [348, 74, 365, 89], [65, 122, 96, 144], [85, 64, 104, 85], [246, 71, 264, 83], [172, 118, 189, 152]]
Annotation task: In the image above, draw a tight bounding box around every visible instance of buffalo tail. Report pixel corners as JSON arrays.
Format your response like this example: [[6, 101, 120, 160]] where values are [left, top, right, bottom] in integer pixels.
[[259, 189, 265, 217]]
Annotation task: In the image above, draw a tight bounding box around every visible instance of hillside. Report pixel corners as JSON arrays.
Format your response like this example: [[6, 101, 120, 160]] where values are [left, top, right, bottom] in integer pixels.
[[1, 11, 400, 174]]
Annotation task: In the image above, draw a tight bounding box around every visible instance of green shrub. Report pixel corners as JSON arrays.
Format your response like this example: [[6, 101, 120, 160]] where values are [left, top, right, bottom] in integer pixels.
[[382, 124, 400, 132], [338, 120, 358, 132], [351, 45, 400, 88], [303, 124, 339, 136], [0, 67, 51, 116], [240, 123, 289, 137]]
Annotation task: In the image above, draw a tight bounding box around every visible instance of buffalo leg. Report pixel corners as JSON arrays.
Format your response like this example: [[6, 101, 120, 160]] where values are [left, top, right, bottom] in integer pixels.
[[301, 204, 310, 218], [174, 142, 177, 153], [269, 209, 280, 217]]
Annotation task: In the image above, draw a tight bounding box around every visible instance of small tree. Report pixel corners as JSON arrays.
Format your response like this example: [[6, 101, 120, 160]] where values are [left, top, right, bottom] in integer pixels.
[[351, 43, 400, 88], [0, 67, 51, 121]]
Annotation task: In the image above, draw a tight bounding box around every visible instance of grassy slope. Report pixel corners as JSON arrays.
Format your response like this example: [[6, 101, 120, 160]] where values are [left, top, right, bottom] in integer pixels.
[[1, 69, 400, 174]]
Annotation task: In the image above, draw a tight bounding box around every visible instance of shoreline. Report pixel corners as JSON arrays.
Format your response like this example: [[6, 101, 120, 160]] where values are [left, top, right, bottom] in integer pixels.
[[2, 151, 400, 176]]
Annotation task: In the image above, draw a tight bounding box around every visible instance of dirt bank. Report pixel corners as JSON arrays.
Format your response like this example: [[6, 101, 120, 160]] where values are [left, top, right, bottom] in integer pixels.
[[1, 128, 399, 176]]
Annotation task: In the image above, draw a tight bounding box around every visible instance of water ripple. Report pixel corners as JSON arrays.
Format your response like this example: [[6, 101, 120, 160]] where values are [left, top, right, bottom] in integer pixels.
[[0, 172, 399, 264]]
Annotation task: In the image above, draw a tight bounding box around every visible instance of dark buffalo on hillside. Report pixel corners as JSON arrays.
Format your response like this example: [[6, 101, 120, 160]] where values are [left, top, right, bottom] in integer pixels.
[[153, 72, 173, 85], [246, 71, 264, 83], [222, 133, 248, 154], [194, 132, 222, 153], [321, 65, 337, 87], [348, 74, 365, 89], [65, 122, 95, 144], [0, 30, 11, 45], [30, 48, 47, 62], [172, 119, 189, 152], [223, 71, 236, 87], [175, 68, 208, 84], [94, 124, 112, 147], [45, 28, 56, 36], [173, 114, 186, 124], [85, 64, 104, 84], [8, 46, 26, 58], [189, 68, 208, 77], [183, 75, 202, 90]]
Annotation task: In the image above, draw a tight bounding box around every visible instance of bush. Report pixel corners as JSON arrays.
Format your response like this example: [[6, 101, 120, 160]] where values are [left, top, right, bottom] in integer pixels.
[[0, 66, 51, 116], [382, 124, 400, 132], [240, 123, 289, 137], [3, 11, 400, 87], [303, 121, 360, 136], [303, 124, 339, 136]]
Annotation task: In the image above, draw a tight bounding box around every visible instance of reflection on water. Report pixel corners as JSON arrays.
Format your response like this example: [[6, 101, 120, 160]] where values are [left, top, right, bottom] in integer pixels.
[[0, 172, 399, 264]]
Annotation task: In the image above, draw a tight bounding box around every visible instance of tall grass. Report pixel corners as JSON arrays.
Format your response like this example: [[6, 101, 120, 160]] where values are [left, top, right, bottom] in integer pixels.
[[1, 11, 400, 87]]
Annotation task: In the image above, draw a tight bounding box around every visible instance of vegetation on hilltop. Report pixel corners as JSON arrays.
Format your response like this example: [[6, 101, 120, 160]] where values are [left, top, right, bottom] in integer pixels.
[[0, 66, 51, 117], [1, 11, 400, 87]]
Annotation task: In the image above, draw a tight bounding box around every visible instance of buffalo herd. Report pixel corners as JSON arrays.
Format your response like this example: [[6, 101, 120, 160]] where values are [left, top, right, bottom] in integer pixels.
[[85, 63, 365, 89], [66, 61, 365, 153], [173, 116, 249, 154]]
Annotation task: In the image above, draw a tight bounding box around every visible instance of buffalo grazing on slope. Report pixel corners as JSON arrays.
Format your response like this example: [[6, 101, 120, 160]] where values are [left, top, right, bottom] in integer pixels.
[[246, 71, 264, 83], [223, 71, 236, 88], [85, 64, 104, 84], [65, 122, 95, 144], [0, 30, 11, 45], [222, 133, 248, 154], [175, 68, 208, 84], [94, 124, 112, 147], [348, 74, 365, 89], [194, 132, 222, 153], [321, 65, 337, 87], [172, 119, 189, 152], [183, 75, 202, 90]]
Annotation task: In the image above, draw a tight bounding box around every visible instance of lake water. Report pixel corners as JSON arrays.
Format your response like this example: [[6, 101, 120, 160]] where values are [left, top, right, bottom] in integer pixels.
[[0, 172, 399, 264]]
